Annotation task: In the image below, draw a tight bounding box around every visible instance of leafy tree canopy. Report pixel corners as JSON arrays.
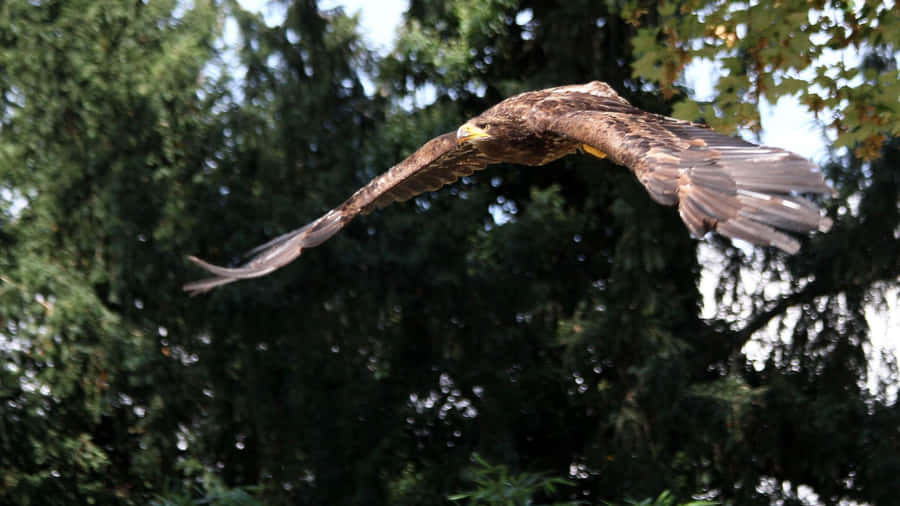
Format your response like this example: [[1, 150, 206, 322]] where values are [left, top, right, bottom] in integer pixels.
[[627, 0, 900, 160]]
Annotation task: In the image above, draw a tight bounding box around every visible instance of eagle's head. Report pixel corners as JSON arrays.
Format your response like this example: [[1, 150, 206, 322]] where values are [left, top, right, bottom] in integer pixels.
[[456, 119, 575, 166], [456, 122, 494, 145], [456, 120, 525, 161]]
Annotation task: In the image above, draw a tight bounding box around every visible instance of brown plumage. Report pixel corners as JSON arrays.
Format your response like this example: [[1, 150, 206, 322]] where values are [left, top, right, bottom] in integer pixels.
[[184, 81, 832, 294]]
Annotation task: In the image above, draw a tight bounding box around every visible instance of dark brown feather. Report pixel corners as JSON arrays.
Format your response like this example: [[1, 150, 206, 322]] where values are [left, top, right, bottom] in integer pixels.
[[364, 134, 495, 211]]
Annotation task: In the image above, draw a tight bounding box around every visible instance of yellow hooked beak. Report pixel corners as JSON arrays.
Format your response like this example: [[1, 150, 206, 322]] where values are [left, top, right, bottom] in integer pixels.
[[456, 123, 491, 144]]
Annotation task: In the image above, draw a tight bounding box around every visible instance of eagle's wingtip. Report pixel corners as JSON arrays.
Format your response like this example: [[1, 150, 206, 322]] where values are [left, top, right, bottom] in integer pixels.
[[182, 276, 237, 295], [186, 255, 212, 268], [183, 255, 236, 295]]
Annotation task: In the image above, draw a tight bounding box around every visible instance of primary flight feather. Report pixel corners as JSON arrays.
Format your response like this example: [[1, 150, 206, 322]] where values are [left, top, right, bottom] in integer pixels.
[[185, 82, 832, 294]]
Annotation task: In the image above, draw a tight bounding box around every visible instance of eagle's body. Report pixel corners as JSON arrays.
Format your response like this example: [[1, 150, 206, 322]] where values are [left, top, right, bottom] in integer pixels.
[[185, 82, 832, 294], [459, 82, 626, 165]]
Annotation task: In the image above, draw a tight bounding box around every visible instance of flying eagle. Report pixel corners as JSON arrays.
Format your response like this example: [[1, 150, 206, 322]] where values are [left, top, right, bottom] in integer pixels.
[[185, 81, 832, 294]]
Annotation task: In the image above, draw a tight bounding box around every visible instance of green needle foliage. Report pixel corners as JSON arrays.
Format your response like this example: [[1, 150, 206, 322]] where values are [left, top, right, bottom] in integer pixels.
[[448, 455, 578, 506], [0, 0, 897, 505], [1, 0, 224, 503]]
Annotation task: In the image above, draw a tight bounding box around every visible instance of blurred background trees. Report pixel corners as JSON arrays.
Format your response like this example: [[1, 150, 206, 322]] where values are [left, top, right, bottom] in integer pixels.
[[0, 0, 897, 504]]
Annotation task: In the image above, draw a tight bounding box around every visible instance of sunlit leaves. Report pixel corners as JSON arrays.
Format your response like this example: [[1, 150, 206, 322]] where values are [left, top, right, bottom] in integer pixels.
[[627, 0, 900, 159]]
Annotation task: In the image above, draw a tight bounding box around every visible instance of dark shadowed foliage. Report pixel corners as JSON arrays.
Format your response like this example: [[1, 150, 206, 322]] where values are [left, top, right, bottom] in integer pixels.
[[0, 1, 897, 505]]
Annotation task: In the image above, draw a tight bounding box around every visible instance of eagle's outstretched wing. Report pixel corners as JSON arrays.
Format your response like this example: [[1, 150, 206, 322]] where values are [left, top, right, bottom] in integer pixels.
[[541, 101, 832, 253], [183, 133, 494, 294]]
